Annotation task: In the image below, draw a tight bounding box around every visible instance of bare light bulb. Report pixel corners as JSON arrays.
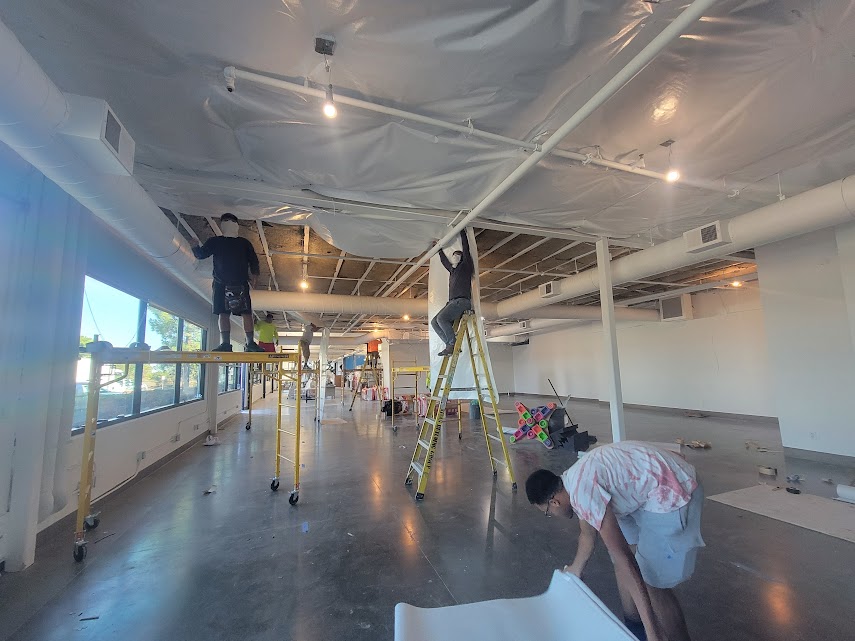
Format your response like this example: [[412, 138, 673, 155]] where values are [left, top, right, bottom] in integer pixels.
[[323, 85, 337, 119], [403, 314, 410, 321], [299, 280, 309, 290], [731, 280, 743, 288], [665, 169, 681, 183]]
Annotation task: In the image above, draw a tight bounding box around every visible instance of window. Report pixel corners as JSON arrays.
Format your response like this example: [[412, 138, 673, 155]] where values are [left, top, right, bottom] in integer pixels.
[[74, 277, 142, 428], [180, 322, 204, 402], [141, 306, 179, 412], [73, 276, 207, 431]]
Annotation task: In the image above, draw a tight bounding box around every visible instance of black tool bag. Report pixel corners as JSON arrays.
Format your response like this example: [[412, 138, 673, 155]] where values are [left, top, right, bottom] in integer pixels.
[[224, 284, 250, 314], [382, 400, 403, 416]]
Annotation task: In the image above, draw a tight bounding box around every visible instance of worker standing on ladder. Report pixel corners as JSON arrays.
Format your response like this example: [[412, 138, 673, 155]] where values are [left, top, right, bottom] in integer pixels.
[[366, 338, 381, 368], [431, 230, 474, 357], [298, 323, 319, 369]]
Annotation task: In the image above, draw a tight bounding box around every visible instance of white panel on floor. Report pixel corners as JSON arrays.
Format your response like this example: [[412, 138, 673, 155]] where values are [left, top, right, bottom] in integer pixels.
[[395, 570, 635, 641]]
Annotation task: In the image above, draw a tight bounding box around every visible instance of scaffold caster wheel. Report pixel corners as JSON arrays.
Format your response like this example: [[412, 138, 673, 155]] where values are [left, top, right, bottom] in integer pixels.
[[512, 482, 518, 491], [493, 470, 498, 477], [83, 517, 100, 532], [73, 544, 87, 562], [458, 433, 462, 440], [245, 422, 251, 430], [288, 492, 299, 505], [415, 493, 425, 501], [393, 426, 398, 433], [270, 479, 280, 491], [405, 477, 413, 486]]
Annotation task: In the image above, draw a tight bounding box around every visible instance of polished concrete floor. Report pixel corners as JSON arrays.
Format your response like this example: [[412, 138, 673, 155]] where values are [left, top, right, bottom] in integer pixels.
[[2, 393, 855, 641]]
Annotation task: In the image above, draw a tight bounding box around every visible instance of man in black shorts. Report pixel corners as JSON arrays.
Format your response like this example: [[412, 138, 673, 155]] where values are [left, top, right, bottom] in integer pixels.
[[191, 213, 264, 352]]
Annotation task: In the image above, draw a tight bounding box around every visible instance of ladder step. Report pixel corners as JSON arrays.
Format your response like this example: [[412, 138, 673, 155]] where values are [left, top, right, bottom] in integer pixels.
[[423, 417, 437, 425], [491, 457, 508, 467], [418, 439, 431, 450], [487, 434, 502, 442], [410, 462, 424, 477]]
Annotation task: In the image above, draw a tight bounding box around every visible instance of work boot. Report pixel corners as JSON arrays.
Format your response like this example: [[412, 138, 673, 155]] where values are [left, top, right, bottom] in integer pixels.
[[245, 341, 265, 353], [212, 342, 233, 352], [437, 344, 454, 357]]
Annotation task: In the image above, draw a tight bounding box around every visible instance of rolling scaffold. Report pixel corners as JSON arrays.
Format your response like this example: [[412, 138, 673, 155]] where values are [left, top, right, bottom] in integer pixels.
[[73, 345, 302, 563], [388, 364, 430, 432]]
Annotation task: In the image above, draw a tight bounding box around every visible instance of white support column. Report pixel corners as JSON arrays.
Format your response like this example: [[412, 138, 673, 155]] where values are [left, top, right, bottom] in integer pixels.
[[596, 239, 626, 442]]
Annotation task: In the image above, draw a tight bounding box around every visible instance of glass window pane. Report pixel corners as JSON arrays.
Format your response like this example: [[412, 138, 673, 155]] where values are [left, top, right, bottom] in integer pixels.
[[182, 322, 203, 352], [74, 277, 141, 428], [180, 364, 202, 402], [73, 360, 137, 428], [140, 306, 179, 412], [219, 366, 227, 393]]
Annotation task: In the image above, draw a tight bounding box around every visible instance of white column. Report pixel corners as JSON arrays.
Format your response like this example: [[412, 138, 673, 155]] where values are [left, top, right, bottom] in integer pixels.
[[596, 239, 626, 441]]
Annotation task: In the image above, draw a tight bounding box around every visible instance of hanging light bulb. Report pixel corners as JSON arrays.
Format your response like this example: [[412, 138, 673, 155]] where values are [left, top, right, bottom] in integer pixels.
[[731, 280, 743, 288], [322, 84, 337, 119], [299, 279, 309, 290], [403, 314, 410, 321], [660, 140, 681, 183]]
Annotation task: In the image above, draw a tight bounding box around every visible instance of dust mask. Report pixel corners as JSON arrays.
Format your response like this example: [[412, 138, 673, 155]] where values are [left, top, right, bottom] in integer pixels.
[[450, 254, 462, 267], [221, 221, 239, 237]]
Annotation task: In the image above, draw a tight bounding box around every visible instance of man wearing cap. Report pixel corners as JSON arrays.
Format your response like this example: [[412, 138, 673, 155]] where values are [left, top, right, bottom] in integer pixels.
[[191, 213, 264, 352]]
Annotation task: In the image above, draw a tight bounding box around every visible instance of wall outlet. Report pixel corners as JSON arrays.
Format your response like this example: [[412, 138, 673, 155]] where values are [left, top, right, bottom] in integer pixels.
[[193, 423, 200, 431], [170, 434, 181, 443], [136, 451, 146, 462]]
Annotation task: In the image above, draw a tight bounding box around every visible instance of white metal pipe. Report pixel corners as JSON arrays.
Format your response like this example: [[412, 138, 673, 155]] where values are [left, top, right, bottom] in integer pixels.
[[597, 239, 626, 441], [486, 319, 584, 338], [497, 176, 855, 317], [381, 0, 719, 295]]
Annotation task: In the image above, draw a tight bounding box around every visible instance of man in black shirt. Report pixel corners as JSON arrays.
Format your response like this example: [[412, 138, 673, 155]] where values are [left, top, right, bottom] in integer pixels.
[[431, 230, 474, 356], [191, 213, 264, 352]]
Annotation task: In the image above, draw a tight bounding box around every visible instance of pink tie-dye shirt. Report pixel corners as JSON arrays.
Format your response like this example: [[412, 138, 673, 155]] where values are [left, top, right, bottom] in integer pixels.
[[561, 441, 698, 531]]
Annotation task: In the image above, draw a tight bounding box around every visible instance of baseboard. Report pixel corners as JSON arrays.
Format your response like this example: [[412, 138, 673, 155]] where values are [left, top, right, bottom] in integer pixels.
[[784, 447, 855, 467], [511, 392, 778, 424]]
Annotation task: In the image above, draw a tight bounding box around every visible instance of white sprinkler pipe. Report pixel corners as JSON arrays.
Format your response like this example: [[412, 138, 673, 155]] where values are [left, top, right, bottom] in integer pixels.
[[379, 0, 720, 296]]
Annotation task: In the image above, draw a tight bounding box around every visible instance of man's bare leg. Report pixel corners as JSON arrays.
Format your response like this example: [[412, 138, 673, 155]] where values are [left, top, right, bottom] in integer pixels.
[[647, 586, 691, 641], [613, 560, 645, 638]]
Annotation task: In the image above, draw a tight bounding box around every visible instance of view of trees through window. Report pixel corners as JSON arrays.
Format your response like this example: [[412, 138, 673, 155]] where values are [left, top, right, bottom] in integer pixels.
[[73, 276, 208, 430]]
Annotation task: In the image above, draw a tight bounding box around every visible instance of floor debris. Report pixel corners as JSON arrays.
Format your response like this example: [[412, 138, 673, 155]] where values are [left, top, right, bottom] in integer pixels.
[[786, 487, 801, 495], [822, 478, 834, 484], [79, 616, 100, 622], [757, 466, 778, 476], [203, 485, 217, 495], [786, 474, 803, 483], [676, 438, 711, 449]]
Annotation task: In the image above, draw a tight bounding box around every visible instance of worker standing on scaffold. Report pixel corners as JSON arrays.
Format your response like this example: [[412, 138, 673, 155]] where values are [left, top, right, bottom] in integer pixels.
[[190, 213, 264, 353], [431, 230, 474, 357]]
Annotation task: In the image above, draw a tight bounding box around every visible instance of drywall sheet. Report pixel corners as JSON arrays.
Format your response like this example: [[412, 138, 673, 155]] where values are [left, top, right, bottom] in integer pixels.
[[395, 570, 636, 641], [709, 485, 855, 543]]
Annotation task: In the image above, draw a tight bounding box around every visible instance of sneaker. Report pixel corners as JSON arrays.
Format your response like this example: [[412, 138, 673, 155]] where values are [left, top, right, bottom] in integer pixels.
[[245, 341, 265, 353], [212, 343, 233, 352], [437, 345, 454, 357]]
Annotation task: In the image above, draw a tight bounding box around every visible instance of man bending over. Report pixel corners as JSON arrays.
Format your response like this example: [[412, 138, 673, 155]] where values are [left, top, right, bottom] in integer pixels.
[[525, 441, 704, 641]]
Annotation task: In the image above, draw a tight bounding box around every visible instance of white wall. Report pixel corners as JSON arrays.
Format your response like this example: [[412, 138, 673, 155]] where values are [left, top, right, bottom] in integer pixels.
[[0, 140, 233, 568], [757, 227, 855, 457], [513, 287, 775, 417], [487, 343, 516, 395]]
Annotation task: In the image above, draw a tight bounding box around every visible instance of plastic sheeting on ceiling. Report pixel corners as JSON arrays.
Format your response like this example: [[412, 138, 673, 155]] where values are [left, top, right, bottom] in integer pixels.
[[3, 0, 855, 258]]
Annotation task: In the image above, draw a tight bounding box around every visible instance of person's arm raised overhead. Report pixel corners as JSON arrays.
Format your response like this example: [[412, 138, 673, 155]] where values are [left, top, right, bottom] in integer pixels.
[[437, 240, 452, 272], [246, 238, 260, 287], [192, 236, 215, 260], [459, 230, 473, 268]]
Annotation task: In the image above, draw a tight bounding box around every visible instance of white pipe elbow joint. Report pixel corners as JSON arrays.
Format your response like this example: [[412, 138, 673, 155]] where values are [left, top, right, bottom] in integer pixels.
[[224, 67, 236, 93]]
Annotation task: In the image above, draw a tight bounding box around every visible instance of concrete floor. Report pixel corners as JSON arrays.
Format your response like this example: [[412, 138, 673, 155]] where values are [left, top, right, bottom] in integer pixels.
[[2, 393, 854, 641]]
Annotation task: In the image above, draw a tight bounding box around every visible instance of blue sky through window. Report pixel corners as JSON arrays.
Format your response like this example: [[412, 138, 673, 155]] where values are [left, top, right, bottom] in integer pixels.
[[79, 276, 141, 347]]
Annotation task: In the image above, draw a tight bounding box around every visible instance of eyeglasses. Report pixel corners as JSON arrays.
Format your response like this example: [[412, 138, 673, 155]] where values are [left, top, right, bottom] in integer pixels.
[[544, 493, 557, 518]]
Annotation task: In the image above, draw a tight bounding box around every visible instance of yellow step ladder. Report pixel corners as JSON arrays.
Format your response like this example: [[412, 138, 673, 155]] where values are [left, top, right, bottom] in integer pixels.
[[405, 312, 517, 500], [348, 355, 383, 411]]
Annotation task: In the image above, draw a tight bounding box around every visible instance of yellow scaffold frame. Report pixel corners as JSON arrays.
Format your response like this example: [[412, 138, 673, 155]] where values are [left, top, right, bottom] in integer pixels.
[[389, 365, 430, 432], [73, 347, 302, 563]]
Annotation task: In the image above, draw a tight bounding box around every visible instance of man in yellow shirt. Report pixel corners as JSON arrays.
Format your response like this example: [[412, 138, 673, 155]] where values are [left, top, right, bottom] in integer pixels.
[[254, 313, 279, 353]]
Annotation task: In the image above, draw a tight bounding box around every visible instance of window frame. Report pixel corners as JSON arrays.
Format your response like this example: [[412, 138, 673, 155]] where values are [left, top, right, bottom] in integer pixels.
[[72, 278, 209, 435]]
